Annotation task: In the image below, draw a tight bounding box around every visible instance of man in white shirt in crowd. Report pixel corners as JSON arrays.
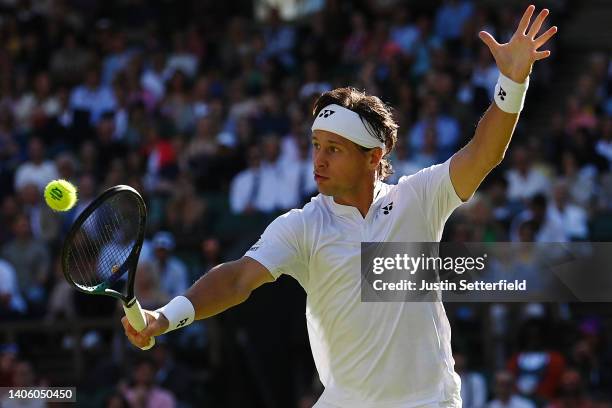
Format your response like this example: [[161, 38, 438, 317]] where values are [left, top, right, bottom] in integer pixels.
[[487, 371, 535, 408], [547, 179, 588, 240], [123, 7, 557, 407], [230, 135, 286, 214], [505, 145, 550, 203], [13, 137, 58, 192], [280, 134, 318, 209]]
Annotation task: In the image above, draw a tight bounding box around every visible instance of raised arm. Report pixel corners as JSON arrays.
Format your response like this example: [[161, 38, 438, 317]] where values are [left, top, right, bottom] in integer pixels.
[[450, 5, 557, 201], [122, 257, 274, 349]]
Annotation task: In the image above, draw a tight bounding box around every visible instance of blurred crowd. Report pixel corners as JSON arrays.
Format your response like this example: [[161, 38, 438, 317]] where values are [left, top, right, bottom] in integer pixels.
[[0, 0, 611, 407]]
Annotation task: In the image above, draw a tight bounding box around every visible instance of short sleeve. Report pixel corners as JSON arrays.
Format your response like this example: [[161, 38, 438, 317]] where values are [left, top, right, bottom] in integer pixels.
[[397, 157, 465, 240], [244, 209, 308, 287]]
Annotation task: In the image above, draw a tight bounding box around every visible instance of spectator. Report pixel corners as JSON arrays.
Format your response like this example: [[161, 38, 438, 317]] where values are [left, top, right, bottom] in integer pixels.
[[13, 71, 60, 133], [0, 361, 46, 408], [408, 95, 460, 160], [0, 258, 26, 317], [1, 214, 50, 315], [123, 358, 176, 408], [488, 370, 536, 408], [506, 146, 551, 203], [134, 261, 169, 310], [511, 193, 567, 242], [0, 344, 18, 387], [279, 134, 317, 209], [164, 177, 208, 250], [508, 319, 566, 402], [149, 232, 189, 299], [230, 144, 279, 214], [151, 340, 194, 405], [547, 179, 589, 240], [434, 0, 475, 42], [546, 369, 596, 408], [69, 64, 117, 125], [50, 31, 93, 85], [455, 351, 487, 408], [17, 183, 61, 243], [388, 138, 421, 183], [13, 137, 58, 192]]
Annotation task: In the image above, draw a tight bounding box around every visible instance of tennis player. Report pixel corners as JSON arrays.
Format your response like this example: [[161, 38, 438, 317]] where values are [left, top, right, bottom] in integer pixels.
[[123, 6, 556, 407]]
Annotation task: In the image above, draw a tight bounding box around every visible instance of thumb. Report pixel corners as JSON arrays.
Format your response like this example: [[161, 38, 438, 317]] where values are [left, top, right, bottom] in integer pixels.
[[478, 31, 500, 52], [140, 311, 168, 337]]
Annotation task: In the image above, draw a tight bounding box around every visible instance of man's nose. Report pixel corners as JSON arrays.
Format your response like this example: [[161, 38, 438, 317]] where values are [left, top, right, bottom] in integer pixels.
[[313, 151, 327, 169]]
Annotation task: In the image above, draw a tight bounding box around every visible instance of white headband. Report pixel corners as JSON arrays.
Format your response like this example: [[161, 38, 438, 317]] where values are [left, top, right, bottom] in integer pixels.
[[311, 104, 385, 150]]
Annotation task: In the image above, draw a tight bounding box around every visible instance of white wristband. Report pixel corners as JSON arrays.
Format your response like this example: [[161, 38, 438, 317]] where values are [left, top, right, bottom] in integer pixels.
[[494, 73, 529, 114], [156, 296, 195, 333]]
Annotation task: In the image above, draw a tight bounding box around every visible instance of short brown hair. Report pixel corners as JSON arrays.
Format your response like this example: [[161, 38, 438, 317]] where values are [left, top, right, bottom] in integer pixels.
[[312, 87, 398, 180]]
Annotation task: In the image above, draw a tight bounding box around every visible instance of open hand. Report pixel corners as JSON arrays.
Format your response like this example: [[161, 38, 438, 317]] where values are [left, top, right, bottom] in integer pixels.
[[479, 5, 558, 83]]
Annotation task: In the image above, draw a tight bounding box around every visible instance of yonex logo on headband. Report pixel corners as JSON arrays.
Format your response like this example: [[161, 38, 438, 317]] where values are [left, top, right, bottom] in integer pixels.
[[318, 109, 336, 118], [311, 104, 385, 150]]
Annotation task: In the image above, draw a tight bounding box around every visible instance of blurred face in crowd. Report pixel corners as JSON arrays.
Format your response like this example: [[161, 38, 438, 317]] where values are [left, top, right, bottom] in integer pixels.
[[262, 135, 280, 162], [154, 246, 169, 262], [28, 138, 45, 164], [97, 116, 116, 143], [312, 130, 380, 201], [133, 361, 155, 387], [85, 68, 100, 88], [559, 369, 583, 397], [34, 72, 51, 97], [13, 361, 35, 387], [494, 371, 514, 401], [18, 184, 39, 206], [78, 174, 96, 200], [247, 146, 261, 169], [512, 147, 531, 174], [13, 215, 31, 240], [553, 181, 569, 207]]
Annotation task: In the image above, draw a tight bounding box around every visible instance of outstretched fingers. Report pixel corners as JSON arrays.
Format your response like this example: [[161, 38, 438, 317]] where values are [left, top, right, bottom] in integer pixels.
[[535, 26, 558, 48], [527, 8, 550, 39], [517, 5, 536, 36], [534, 50, 552, 61], [478, 31, 500, 52]]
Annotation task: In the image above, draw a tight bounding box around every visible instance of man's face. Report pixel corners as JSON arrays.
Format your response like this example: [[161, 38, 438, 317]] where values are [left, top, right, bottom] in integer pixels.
[[312, 130, 376, 197]]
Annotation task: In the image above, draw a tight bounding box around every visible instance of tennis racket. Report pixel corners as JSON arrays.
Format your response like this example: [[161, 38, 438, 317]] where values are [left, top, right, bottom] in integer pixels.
[[61, 185, 155, 350]]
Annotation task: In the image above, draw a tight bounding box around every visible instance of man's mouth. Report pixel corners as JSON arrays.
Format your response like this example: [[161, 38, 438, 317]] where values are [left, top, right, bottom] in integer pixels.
[[314, 173, 329, 182]]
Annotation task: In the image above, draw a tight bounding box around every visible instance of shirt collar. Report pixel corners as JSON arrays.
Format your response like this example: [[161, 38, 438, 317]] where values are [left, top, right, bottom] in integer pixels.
[[326, 180, 386, 218]]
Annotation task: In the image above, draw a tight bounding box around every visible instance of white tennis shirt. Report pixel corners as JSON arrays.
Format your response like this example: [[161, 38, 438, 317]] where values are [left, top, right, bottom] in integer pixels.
[[245, 158, 466, 407]]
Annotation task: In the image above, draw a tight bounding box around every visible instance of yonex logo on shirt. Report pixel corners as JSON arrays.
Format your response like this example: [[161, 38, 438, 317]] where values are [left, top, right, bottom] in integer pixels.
[[382, 202, 393, 215], [249, 238, 263, 252], [318, 109, 336, 118]]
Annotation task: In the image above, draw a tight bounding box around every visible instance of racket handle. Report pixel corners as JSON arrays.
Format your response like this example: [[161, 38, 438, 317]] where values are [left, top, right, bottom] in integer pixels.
[[123, 299, 156, 350]]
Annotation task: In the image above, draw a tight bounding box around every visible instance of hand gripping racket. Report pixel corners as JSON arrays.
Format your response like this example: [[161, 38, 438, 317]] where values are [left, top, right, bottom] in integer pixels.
[[61, 185, 155, 350]]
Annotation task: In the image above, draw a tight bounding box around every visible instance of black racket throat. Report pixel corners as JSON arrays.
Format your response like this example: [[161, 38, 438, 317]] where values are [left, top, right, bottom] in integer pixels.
[[61, 185, 147, 303]]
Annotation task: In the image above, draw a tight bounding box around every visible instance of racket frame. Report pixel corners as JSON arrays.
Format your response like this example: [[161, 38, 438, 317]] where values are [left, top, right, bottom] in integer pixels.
[[61, 185, 154, 349]]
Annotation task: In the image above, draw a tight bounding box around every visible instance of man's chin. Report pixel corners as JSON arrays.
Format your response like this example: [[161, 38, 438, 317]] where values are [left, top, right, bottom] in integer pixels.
[[317, 186, 333, 196]]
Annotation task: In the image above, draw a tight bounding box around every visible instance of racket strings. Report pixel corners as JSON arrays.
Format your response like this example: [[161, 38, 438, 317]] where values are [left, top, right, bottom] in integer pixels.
[[65, 192, 142, 289]]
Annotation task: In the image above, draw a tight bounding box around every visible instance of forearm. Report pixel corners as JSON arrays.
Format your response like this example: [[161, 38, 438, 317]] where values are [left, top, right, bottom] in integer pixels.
[[450, 99, 523, 201], [471, 101, 520, 168], [184, 261, 250, 320]]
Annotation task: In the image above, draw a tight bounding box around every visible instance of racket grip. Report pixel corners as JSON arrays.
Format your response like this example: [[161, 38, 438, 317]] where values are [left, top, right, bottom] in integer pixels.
[[123, 299, 156, 350]]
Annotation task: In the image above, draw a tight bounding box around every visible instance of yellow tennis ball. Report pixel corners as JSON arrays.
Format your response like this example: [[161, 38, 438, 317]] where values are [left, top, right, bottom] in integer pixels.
[[44, 179, 78, 211]]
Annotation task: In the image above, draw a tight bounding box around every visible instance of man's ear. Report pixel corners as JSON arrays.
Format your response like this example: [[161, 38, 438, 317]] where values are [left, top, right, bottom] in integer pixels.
[[368, 147, 384, 170]]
